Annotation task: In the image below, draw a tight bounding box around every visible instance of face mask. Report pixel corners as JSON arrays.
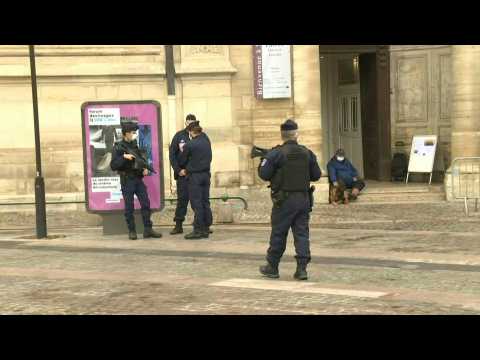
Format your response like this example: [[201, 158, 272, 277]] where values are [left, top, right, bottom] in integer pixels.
[[131, 133, 138, 141], [337, 156, 345, 162]]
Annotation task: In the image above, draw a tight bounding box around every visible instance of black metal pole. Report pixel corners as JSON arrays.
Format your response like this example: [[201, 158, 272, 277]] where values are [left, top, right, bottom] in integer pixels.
[[164, 45, 176, 96], [28, 45, 47, 239], [164, 45, 176, 193]]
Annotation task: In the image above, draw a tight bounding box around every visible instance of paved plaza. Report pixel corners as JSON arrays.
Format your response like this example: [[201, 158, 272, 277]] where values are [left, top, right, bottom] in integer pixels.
[[1, 203, 480, 314]]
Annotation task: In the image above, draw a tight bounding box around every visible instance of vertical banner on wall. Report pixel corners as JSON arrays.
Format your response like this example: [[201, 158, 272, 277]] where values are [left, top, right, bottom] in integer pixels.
[[253, 45, 292, 99], [81, 101, 164, 213]]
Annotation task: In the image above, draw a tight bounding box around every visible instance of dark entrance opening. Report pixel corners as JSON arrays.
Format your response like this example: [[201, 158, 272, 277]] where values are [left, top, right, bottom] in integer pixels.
[[359, 46, 391, 181], [320, 45, 391, 181]]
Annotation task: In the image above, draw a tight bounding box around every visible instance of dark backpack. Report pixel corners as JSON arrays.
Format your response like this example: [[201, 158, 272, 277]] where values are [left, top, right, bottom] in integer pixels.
[[391, 153, 408, 180]]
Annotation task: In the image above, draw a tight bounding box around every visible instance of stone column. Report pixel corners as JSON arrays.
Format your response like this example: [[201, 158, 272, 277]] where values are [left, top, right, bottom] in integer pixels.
[[446, 46, 480, 201], [451, 45, 480, 159], [292, 45, 323, 158], [292, 45, 329, 203], [177, 45, 238, 192]]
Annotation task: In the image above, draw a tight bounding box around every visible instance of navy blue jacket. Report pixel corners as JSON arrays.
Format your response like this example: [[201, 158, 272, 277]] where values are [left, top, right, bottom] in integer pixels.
[[169, 129, 191, 180], [327, 157, 358, 186], [178, 132, 212, 174], [258, 141, 322, 182]]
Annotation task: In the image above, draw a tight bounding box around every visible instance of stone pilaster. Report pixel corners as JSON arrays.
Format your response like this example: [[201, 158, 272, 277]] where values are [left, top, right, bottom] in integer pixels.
[[445, 46, 480, 200], [177, 45, 239, 189], [292, 45, 323, 163], [292, 45, 329, 203], [451, 45, 480, 159]]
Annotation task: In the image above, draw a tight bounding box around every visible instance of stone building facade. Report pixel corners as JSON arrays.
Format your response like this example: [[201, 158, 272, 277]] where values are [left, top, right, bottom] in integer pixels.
[[0, 45, 478, 206]]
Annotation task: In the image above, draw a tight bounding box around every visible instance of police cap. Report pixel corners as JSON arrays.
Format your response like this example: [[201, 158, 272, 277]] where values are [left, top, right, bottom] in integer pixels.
[[280, 119, 298, 131], [121, 119, 139, 132], [186, 120, 200, 131]]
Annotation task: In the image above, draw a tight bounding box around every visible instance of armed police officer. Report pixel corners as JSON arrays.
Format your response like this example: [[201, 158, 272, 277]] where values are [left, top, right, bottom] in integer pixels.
[[168, 114, 199, 235], [178, 124, 213, 240], [110, 120, 162, 240], [258, 119, 321, 280]]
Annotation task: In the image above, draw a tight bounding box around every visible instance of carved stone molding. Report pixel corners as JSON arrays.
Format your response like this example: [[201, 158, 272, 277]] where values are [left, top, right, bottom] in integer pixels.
[[0, 58, 166, 78], [439, 54, 452, 121], [0, 45, 164, 57], [177, 45, 237, 76], [390, 45, 451, 52], [0, 46, 166, 77], [394, 54, 428, 124], [187, 45, 224, 56]]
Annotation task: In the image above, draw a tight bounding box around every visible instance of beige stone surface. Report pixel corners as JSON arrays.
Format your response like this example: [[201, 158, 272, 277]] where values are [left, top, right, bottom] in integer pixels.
[[3, 44, 469, 207], [451, 46, 480, 159]]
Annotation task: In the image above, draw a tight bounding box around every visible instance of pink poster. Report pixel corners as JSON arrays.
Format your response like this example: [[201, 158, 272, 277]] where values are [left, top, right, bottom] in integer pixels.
[[81, 101, 164, 213]]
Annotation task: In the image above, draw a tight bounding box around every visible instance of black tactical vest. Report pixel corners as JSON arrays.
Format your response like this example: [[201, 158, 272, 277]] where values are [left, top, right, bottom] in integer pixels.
[[271, 143, 311, 192], [113, 140, 143, 176]]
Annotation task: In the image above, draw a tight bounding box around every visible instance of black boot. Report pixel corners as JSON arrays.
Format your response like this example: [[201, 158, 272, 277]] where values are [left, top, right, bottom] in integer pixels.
[[129, 230, 138, 240], [200, 228, 210, 239], [259, 263, 279, 279], [143, 227, 162, 238], [184, 230, 205, 240], [170, 222, 183, 235], [293, 264, 308, 281]]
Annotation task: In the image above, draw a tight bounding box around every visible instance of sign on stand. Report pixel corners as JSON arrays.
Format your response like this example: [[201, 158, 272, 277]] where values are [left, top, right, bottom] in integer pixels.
[[406, 135, 438, 185]]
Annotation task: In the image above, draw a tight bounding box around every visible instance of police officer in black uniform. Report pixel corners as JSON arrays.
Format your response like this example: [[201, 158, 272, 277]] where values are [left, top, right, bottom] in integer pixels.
[[168, 114, 199, 235], [110, 120, 162, 240], [178, 124, 213, 240], [258, 119, 321, 280]]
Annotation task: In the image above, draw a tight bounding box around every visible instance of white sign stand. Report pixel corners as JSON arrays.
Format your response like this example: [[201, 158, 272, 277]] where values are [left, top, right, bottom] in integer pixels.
[[406, 135, 438, 185]]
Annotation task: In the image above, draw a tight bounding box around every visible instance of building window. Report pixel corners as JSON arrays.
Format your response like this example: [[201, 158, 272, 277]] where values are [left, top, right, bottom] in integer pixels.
[[351, 96, 358, 131], [340, 97, 349, 132], [338, 56, 359, 85]]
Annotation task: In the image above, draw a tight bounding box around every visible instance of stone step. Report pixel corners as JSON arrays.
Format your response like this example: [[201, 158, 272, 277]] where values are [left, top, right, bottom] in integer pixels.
[[356, 192, 446, 203], [362, 186, 444, 194]]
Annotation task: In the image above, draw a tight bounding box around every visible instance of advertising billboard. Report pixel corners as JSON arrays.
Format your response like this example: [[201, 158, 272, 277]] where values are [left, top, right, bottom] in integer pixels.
[[81, 101, 164, 213]]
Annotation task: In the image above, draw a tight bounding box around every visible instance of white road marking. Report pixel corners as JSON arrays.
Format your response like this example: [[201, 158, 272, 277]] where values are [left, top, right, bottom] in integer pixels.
[[210, 278, 389, 298]]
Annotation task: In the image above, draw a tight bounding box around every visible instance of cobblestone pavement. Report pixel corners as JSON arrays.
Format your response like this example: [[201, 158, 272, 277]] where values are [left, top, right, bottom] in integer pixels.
[[0, 225, 480, 315]]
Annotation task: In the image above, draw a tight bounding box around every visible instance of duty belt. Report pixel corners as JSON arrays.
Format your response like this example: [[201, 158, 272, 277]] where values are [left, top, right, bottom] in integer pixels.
[[118, 171, 142, 179], [188, 169, 210, 174]]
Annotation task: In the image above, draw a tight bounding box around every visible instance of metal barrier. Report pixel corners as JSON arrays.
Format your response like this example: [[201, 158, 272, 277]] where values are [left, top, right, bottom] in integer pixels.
[[450, 157, 480, 215], [0, 196, 248, 211], [165, 195, 248, 211]]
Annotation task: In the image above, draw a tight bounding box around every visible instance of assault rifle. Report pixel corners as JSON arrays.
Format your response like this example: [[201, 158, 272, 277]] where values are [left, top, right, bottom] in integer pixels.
[[250, 145, 280, 159], [117, 142, 156, 174]]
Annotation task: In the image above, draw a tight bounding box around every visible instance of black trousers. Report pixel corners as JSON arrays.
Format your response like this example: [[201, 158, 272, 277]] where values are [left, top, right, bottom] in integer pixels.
[[267, 192, 311, 267], [121, 176, 153, 232], [173, 176, 189, 223], [187, 172, 213, 232], [338, 179, 366, 192]]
